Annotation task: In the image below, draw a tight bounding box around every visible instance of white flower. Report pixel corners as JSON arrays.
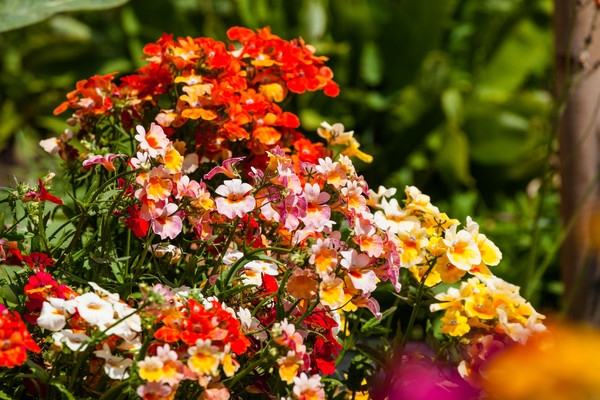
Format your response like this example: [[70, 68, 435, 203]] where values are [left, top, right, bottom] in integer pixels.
[[104, 302, 141, 340], [52, 329, 90, 352], [37, 298, 68, 331], [223, 250, 244, 265], [88, 282, 121, 304], [241, 260, 279, 286], [72, 292, 114, 327], [94, 343, 133, 380]]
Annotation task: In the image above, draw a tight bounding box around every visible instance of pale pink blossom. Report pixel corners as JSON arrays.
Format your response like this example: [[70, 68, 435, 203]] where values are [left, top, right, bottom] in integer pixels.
[[135, 123, 170, 158], [82, 154, 124, 171], [215, 179, 256, 219], [301, 183, 331, 229], [182, 153, 199, 174], [130, 151, 152, 170], [315, 157, 347, 188], [204, 156, 245, 180], [151, 202, 183, 240], [340, 249, 377, 294], [293, 373, 325, 400], [136, 382, 172, 399], [353, 216, 384, 258], [138, 166, 172, 201], [261, 194, 307, 231]]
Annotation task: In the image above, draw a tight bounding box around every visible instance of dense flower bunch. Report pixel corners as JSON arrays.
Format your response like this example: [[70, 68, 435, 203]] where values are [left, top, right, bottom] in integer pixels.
[[0, 27, 546, 399]]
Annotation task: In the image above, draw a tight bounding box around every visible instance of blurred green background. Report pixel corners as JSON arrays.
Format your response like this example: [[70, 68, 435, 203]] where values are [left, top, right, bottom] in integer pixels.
[[0, 0, 560, 309]]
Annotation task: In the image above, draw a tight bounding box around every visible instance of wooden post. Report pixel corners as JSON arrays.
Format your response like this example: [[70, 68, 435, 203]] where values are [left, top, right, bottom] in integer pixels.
[[554, 0, 600, 322]]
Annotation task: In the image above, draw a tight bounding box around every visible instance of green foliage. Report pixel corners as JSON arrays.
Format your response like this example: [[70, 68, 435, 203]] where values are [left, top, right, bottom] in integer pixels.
[[0, 0, 130, 32]]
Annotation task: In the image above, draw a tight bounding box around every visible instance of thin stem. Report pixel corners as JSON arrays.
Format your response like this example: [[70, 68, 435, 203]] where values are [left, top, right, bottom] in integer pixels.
[[400, 261, 435, 350]]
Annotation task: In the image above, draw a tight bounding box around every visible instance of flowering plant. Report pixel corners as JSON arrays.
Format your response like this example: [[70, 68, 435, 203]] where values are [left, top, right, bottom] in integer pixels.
[[0, 27, 545, 399]]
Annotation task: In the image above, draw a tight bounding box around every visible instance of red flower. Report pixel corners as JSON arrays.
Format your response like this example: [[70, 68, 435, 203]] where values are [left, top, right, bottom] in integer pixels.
[[0, 240, 23, 266], [0, 305, 40, 368], [24, 271, 59, 302], [23, 252, 55, 272], [310, 337, 338, 375], [124, 206, 150, 238], [22, 180, 63, 205]]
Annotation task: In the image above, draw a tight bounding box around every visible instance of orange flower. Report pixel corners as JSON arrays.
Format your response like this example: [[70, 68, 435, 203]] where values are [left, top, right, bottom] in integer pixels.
[[0, 306, 40, 368], [482, 322, 600, 400]]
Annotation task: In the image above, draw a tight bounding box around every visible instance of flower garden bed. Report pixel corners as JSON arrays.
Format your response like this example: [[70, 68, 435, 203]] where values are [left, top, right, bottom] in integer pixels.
[[0, 27, 546, 400]]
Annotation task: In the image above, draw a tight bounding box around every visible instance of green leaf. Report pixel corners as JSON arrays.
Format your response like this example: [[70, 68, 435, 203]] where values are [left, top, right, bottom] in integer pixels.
[[0, 0, 130, 32], [465, 108, 532, 166], [441, 88, 463, 124], [0, 390, 12, 400], [50, 382, 76, 400], [477, 20, 550, 101], [360, 41, 384, 86], [435, 126, 473, 186], [300, 0, 327, 41], [360, 306, 397, 333]]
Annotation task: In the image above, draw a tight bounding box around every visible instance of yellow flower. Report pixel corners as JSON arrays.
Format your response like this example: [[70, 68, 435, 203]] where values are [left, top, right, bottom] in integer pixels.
[[138, 356, 164, 382], [443, 226, 481, 271], [397, 221, 428, 268], [409, 264, 441, 287], [440, 309, 470, 337], [221, 352, 239, 377], [434, 254, 467, 284], [187, 339, 221, 376], [161, 145, 183, 173], [319, 274, 345, 309], [341, 138, 373, 163], [278, 351, 302, 384], [464, 292, 495, 320], [259, 82, 286, 102]]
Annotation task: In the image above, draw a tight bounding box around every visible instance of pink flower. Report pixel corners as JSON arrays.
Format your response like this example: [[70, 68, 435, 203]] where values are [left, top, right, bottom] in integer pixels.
[[261, 194, 307, 231], [151, 202, 183, 240], [82, 154, 124, 171], [215, 179, 256, 219], [134, 123, 170, 158], [340, 249, 377, 294], [353, 216, 384, 258], [136, 382, 172, 400], [204, 156, 245, 180], [302, 183, 331, 229], [138, 166, 173, 201]]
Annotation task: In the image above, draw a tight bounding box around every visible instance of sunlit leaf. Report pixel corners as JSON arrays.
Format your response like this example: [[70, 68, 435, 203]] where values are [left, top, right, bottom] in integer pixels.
[[0, 0, 130, 32], [477, 20, 550, 101], [360, 41, 384, 86], [441, 88, 463, 124], [435, 126, 473, 186], [300, 0, 327, 41]]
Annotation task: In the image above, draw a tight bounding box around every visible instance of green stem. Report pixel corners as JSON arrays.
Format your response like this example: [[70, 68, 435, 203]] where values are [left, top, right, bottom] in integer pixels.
[[400, 261, 435, 350]]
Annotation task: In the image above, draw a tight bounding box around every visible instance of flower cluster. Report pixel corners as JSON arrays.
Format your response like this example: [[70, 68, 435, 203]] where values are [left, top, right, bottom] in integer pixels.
[[0, 26, 547, 400], [53, 27, 337, 166], [136, 289, 249, 399], [431, 276, 546, 342]]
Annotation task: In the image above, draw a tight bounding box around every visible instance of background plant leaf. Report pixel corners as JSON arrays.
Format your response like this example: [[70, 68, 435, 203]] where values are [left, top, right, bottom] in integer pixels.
[[0, 0, 130, 32]]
